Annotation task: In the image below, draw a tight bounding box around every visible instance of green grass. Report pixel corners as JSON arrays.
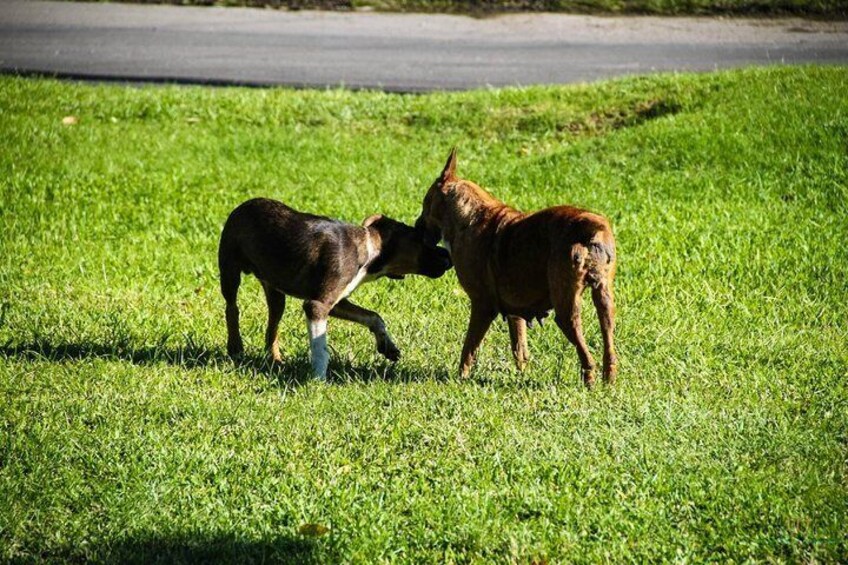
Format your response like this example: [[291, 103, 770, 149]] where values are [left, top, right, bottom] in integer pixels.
[[75, 0, 848, 17], [1, 66, 847, 562]]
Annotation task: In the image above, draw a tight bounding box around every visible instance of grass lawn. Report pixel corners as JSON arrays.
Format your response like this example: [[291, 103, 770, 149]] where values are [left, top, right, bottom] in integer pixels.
[[1, 66, 847, 562]]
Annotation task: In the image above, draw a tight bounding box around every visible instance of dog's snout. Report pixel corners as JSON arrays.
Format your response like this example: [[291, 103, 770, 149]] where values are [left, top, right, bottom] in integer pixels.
[[438, 247, 452, 270], [419, 245, 452, 278]]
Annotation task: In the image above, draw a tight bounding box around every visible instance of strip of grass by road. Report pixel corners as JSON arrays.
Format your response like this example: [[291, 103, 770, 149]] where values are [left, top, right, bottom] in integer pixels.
[[1, 66, 846, 562], [76, 0, 848, 17]]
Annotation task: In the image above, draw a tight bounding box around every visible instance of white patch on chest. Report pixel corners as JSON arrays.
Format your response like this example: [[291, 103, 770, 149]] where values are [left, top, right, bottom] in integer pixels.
[[337, 230, 378, 303]]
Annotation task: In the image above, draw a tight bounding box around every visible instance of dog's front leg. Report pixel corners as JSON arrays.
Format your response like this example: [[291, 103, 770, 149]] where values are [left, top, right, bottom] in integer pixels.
[[303, 300, 331, 379], [330, 299, 400, 362], [459, 303, 497, 378]]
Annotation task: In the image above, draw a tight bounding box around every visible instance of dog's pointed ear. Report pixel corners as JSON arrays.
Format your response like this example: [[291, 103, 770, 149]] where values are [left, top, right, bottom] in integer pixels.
[[441, 147, 457, 183], [363, 214, 383, 227]]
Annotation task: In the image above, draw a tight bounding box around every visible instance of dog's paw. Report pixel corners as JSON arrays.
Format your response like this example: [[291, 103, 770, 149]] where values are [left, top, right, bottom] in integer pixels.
[[582, 368, 596, 389], [378, 341, 401, 362], [603, 364, 618, 385], [513, 349, 530, 372]]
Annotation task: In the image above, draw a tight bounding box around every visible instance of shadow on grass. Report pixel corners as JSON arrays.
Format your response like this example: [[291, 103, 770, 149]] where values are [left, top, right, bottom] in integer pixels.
[[0, 338, 449, 387], [32, 532, 332, 564]]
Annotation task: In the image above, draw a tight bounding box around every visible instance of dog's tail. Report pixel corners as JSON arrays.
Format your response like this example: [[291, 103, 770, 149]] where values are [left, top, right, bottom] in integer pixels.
[[570, 244, 588, 271]]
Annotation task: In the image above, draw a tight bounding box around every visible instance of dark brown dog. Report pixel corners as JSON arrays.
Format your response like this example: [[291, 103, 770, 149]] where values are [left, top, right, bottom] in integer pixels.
[[219, 197, 452, 379], [415, 149, 617, 386]]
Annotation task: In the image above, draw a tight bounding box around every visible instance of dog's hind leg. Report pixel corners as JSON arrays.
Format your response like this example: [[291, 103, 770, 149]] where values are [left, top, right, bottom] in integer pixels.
[[330, 299, 400, 362], [303, 300, 331, 380], [459, 303, 497, 379], [553, 285, 596, 387], [551, 253, 596, 387], [261, 282, 286, 363], [591, 282, 617, 384], [219, 251, 244, 359], [507, 316, 530, 371]]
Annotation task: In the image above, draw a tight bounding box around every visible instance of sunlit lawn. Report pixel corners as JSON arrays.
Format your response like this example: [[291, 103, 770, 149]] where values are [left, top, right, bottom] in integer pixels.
[[1, 66, 846, 562]]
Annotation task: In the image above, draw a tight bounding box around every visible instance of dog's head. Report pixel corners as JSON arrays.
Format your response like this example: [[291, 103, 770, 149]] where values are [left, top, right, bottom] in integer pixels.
[[414, 147, 457, 246], [364, 214, 452, 280]]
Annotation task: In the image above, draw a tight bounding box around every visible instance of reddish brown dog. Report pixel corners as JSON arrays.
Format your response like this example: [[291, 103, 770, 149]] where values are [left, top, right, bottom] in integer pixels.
[[415, 149, 618, 386]]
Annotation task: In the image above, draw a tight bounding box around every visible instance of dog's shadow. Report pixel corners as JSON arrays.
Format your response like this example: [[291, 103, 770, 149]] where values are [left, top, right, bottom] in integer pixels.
[[28, 531, 331, 564], [0, 338, 449, 387]]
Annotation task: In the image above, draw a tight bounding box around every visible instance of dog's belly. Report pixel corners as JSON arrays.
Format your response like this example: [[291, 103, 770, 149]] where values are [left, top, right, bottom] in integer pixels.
[[495, 269, 550, 314], [500, 295, 552, 324], [504, 305, 552, 324], [254, 275, 309, 300]]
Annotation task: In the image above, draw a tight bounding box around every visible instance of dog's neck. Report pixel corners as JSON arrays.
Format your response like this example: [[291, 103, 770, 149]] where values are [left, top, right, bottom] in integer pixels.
[[339, 227, 381, 299], [361, 227, 381, 269], [364, 226, 396, 278], [442, 180, 519, 242]]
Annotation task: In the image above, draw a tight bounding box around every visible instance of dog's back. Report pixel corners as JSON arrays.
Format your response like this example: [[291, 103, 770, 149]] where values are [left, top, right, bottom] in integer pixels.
[[494, 206, 615, 301]]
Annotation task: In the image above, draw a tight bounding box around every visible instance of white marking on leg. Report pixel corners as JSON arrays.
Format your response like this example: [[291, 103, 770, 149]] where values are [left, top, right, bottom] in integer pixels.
[[308, 318, 329, 380]]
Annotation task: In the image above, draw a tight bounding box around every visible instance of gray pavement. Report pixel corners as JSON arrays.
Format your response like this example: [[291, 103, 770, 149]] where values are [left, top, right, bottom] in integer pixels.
[[1, 0, 846, 91]]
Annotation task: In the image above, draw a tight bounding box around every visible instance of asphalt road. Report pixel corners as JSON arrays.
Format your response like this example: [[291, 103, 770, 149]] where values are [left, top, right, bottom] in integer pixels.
[[1, 0, 847, 91]]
